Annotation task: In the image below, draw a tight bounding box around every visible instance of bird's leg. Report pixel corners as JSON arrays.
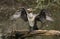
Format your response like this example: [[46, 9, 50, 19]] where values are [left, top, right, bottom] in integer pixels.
[[33, 19, 38, 30], [28, 23, 39, 33], [29, 26, 34, 32], [33, 25, 38, 30], [28, 26, 38, 33]]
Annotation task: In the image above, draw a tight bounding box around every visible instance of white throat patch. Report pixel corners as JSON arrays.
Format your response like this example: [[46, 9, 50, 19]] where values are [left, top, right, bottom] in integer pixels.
[[27, 13, 37, 27]]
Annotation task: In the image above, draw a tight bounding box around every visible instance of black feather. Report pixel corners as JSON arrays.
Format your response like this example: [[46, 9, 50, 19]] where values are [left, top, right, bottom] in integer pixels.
[[36, 9, 46, 23], [20, 8, 28, 21]]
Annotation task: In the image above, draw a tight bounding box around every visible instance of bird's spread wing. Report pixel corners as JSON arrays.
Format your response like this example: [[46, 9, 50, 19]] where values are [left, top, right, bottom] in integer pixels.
[[10, 8, 28, 21], [46, 15, 54, 21], [10, 10, 21, 20], [35, 9, 46, 23], [20, 8, 28, 21], [35, 9, 54, 23]]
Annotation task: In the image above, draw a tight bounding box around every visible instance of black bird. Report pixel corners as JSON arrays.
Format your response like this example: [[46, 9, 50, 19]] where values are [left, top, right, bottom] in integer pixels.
[[10, 8, 54, 31]]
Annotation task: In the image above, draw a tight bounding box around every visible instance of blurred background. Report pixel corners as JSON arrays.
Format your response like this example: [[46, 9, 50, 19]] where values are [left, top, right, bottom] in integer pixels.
[[0, 0, 60, 39]]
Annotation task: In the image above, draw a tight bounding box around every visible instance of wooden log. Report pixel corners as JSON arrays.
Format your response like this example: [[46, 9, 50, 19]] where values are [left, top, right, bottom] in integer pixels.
[[9, 30, 60, 38]]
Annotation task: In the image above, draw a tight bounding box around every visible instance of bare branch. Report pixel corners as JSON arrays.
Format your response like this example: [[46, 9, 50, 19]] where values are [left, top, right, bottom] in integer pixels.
[[6, 30, 60, 38]]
